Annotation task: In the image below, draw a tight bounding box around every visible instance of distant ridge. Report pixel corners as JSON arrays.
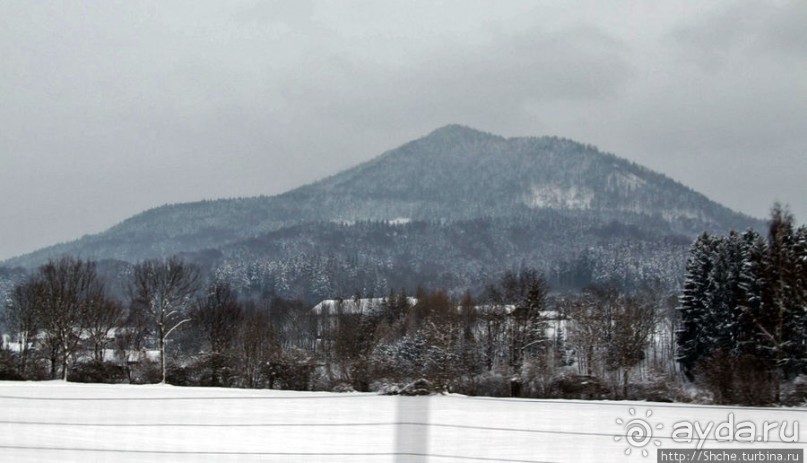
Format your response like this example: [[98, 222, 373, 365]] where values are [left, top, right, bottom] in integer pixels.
[[4, 125, 761, 295]]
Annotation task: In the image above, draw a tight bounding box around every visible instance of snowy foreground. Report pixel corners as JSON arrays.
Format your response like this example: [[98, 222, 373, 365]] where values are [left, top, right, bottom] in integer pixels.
[[1, 381, 804, 462]]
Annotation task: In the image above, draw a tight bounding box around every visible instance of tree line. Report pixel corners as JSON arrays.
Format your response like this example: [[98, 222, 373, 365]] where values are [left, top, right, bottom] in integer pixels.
[[1, 205, 804, 405], [677, 205, 807, 404], [1, 256, 680, 401]]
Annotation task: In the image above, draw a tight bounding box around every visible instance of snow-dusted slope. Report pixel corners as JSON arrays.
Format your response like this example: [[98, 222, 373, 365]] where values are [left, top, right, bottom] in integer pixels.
[[0, 381, 803, 462], [6, 125, 759, 268]]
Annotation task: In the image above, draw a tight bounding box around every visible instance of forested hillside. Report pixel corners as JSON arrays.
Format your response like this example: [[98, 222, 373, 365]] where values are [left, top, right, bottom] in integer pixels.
[[2, 125, 761, 300]]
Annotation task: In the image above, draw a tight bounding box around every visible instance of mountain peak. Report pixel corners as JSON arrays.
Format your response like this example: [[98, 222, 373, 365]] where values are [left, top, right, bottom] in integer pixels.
[[3, 125, 761, 270], [423, 124, 503, 142]]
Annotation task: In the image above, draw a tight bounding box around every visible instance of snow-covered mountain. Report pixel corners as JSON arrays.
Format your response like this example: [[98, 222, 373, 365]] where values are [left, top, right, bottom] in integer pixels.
[[3, 125, 760, 295]]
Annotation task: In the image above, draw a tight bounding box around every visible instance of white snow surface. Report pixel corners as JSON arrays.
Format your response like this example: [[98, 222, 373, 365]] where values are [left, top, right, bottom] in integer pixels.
[[607, 171, 646, 192], [312, 298, 419, 315], [0, 381, 804, 462], [526, 185, 594, 210]]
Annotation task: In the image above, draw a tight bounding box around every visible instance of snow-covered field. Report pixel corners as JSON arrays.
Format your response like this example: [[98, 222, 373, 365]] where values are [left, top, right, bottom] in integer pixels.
[[0, 381, 804, 462]]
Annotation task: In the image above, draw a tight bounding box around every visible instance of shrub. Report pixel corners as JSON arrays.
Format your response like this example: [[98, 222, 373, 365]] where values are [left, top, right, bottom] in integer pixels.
[[373, 381, 404, 395], [69, 361, 126, 384], [331, 382, 356, 393], [270, 348, 316, 391], [625, 373, 688, 403], [0, 349, 23, 381], [478, 374, 512, 397], [194, 353, 238, 388], [695, 351, 773, 405], [549, 373, 610, 400], [782, 375, 807, 406], [165, 363, 200, 387], [129, 360, 162, 384], [399, 378, 437, 396]]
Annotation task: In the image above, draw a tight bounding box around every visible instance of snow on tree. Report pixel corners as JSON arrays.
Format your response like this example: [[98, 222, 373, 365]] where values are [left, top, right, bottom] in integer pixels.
[[130, 256, 200, 384], [679, 205, 807, 403], [676, 232, 717, 378]]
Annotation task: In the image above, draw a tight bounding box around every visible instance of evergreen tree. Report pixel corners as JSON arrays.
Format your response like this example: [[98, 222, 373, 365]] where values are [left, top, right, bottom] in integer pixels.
[[760, 207, 804, 386], [677, 232, 716, 378], [736, 229, 766, 358], [683, 205, 807, 403], [793, 225, 807, 372], [739, 206, 805, 401], [702, 231, 746, 354]]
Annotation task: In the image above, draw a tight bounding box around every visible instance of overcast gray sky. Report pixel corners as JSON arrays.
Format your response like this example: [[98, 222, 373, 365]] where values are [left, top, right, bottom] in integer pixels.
[[1, 0, 806, 260]]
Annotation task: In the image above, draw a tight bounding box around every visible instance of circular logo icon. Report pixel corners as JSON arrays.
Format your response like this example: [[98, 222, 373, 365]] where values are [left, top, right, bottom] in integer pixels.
[[614, 408, 663, 457]]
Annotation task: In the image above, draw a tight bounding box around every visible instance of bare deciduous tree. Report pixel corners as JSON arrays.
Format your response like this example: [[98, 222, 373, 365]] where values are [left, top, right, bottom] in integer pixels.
[[568, 285, 658, 398], [36, 257, 104, 380], [131, 256, 200, 383], [192, 281, 243, 386], [606, 295, 657, 398], [84, 296, 124, 363], [237, 305, 281, 389], [4, 279, 42, 376], [193, 281, 242, 355]]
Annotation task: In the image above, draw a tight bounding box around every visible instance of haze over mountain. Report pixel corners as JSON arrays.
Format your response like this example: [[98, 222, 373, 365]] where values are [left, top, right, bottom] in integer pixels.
[[3, 125, 761, 298]]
